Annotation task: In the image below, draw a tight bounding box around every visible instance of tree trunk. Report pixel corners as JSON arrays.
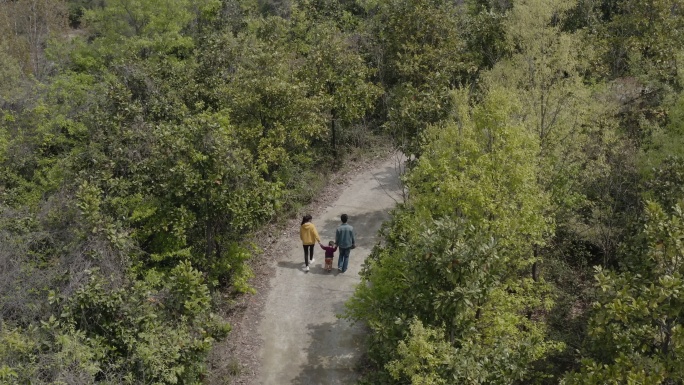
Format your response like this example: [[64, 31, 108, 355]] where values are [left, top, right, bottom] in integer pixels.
[[331, 107, 337, 151], [205, 221, 215, 261], [532, 246, 539, 282], [662, 319, 673, 356]]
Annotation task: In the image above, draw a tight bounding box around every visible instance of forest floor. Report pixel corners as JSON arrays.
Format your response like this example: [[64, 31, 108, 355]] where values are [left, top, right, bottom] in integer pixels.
[[208, 150, 406, 384]]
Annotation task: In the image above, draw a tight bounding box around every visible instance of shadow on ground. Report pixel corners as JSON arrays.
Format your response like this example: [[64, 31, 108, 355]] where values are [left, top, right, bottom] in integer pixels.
[[290, 302, 367, 385], [277, 260, 341, 276], [370, 163, 404, 197], [315, 209, 392, 247]]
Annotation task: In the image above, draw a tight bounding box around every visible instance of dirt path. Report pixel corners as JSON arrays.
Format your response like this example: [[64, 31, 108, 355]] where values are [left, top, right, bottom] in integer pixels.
[[253, 156, 404, 384]]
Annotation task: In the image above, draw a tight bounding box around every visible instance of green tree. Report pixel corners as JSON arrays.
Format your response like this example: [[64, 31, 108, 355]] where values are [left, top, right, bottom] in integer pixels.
[[483, 0, 634, 267], [564, 201, 684, 384], [198, 17, 325, 176], [78, 0, 220, 67], [346, 89, 561, 384], [134, 111, 281, 289], [460, 0, 512, 72], [597, 0, 684, 83], [362, 0, 470, 155], [291, 5, 382, 152]]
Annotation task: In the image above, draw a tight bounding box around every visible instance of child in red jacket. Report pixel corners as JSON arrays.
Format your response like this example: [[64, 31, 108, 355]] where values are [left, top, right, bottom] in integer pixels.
[[319, 241, 337, 272]]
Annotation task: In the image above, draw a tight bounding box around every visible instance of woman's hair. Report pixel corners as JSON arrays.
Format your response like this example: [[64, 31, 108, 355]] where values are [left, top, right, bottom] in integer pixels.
[[301, 214, 312, 225]]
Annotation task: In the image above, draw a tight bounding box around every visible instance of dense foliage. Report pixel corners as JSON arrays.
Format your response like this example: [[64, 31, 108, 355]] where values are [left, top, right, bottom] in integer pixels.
[[341, 0, 684, 384], [3, 0, 684, 383], [0, 0, 380, 382]]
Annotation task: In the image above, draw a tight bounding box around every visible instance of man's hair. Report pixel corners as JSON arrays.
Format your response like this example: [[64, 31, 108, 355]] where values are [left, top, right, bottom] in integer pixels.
[[341, 214, 348, 223]]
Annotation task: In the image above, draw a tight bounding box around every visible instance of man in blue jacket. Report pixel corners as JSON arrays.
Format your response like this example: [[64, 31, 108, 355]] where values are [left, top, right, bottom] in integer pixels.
[[335, 213, 356, 273]]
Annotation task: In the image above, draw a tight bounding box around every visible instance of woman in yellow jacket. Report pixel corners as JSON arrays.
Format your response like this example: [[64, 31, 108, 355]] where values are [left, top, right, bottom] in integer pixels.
[[300, 214, 320, 272]]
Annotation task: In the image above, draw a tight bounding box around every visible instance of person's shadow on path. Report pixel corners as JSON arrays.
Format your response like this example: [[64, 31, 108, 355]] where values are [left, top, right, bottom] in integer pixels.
[[277, 260, 341, 276], [279, 208, 391, 274]]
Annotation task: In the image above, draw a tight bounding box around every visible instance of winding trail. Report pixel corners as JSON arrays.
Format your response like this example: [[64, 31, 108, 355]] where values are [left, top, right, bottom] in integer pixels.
[[256, 156, 404, 384]]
